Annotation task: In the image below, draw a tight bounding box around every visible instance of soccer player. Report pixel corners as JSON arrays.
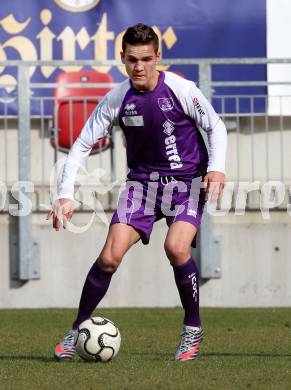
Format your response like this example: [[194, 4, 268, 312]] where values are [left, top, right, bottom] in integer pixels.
[[49, 23, 227, 361]]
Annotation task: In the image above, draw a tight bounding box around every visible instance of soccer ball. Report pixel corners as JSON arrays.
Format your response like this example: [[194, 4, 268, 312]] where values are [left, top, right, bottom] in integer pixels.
[[75, 316, 121, 362]]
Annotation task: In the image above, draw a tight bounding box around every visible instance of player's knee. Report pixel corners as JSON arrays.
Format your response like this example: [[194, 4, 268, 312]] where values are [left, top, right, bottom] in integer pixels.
[[98, 251, 123, 273], [164, 241, 190, 265]]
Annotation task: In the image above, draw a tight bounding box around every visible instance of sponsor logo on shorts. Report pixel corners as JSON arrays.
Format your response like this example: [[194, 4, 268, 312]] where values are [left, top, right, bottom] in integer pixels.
[[192, 97, 205, 116], [163, 119, 175, 136], [158, 97, 174, 111], [187, 208, 197, 217]]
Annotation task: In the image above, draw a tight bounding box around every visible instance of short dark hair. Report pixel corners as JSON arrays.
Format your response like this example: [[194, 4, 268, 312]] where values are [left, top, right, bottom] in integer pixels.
[[122, 23, 159, 53]]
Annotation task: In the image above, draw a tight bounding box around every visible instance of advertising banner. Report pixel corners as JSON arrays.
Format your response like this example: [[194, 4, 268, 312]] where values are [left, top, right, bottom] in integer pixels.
[[0, 0, 266, 114]]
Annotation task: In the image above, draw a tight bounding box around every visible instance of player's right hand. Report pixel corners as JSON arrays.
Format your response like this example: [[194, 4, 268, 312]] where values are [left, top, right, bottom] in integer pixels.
[[47, 198, 75, 231]]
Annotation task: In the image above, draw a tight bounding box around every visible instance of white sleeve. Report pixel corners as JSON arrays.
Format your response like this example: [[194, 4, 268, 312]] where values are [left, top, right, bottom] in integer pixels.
[[57, 92, 119, 199], [184, 82, 228, 173]]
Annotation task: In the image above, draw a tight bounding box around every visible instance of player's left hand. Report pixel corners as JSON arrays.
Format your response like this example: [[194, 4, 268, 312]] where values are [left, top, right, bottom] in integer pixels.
[[204, 171, 226, 202]]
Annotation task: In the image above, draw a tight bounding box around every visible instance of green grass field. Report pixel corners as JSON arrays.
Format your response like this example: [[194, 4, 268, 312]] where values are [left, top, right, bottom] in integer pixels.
[[0, 308, 290, 390]]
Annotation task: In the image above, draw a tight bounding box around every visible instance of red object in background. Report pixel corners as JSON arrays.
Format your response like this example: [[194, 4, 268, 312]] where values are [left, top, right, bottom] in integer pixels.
[[51, 70, 114, 154]]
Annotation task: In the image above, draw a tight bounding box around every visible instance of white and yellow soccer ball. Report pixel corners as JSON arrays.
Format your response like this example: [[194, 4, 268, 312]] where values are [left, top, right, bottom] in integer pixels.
[[75, 317, 121, 362]]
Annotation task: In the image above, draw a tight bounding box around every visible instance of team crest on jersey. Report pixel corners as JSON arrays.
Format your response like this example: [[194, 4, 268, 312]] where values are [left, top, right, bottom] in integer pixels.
[[158, 98, 174, 112], [163, 119, 175, 136]]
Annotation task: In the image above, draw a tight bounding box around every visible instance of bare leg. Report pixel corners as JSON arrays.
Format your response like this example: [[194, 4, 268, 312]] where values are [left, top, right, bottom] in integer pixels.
[[164, 221, 197, 266]]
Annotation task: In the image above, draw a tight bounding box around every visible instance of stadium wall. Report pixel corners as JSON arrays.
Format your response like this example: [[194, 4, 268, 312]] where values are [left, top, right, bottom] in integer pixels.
[[1, 125, 291, 309], [1, 211, 291, 309]]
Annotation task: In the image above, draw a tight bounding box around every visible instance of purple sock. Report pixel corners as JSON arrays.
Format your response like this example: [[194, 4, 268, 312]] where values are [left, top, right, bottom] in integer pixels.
[[172, 257, 201, 327], [72, 261, 114, 329]]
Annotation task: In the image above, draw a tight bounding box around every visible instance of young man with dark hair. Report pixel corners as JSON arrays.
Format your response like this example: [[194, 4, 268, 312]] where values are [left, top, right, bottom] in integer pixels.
[[50, 23, 227, 361], [121, 23, 159, 53]]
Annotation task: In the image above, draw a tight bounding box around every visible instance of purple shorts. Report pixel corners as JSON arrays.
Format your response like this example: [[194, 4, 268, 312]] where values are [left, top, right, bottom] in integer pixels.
[[111, 176, 205, 247]]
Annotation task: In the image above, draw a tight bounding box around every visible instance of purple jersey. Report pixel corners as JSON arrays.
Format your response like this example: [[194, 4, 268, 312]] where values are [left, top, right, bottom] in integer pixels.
[[119, 72, 208, 180], [58, 71, 227, 199]]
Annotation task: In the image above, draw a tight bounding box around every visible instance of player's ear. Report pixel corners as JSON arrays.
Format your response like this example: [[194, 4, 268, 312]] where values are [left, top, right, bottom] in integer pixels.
[[156, 51, 161, 62], [120, 51, 125, 64]]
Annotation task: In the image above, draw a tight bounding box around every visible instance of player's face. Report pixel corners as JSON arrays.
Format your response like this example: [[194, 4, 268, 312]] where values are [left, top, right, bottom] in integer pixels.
[[121, 43, 160, 91]]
